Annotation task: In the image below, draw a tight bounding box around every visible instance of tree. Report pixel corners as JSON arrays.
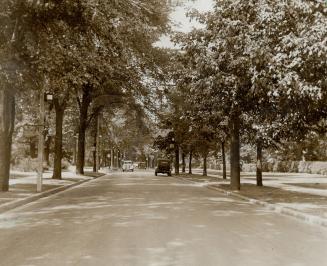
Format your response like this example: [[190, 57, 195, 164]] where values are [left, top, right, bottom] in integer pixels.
[[0, 0, 34, 190], [174, 0, 326, 190], [71, 0, 170, 174], [0, 0, 171, 189], [155, 85, 194, 175], [245, 0, 327, 185]]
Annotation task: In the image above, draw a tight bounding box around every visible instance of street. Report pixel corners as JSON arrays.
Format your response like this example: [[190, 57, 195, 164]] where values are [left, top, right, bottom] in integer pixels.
[[0, 171, 326, 266]]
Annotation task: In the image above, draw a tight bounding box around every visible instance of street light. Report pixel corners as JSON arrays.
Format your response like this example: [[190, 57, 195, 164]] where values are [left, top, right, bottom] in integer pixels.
[[45, 93, 53, 102], [170, 137, 175, 149], [37, 91, 54, 192]]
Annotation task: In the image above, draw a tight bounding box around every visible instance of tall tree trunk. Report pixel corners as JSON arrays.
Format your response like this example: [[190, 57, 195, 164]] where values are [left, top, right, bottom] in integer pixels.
[[96, 114, 100, 171], [0, 90, 15, 191], [30, 140, 37, 158], [113, 149, 116, 168], [53, 99, 65, 180], [92, 145, 96, 172], [116, 150, 119, 168], [73, 136, 77, 165], [174, 144, 180, 175], [76, 89, 91, 175], [118, 150, 121, 168], [92, 116, 98, 173], [256, 139, 263, 186], [222, 141, 227, 179], [76, 121, 86, 174], [44, 136, 51, 167], [103, 151, 107, 167], [92, 147, 96, 172], [188, 150, 193, 174], [230, 113, 240, 190], [110, 149, 114, 169], [203, 154, 207, 176], [182, 151, 186, 173]]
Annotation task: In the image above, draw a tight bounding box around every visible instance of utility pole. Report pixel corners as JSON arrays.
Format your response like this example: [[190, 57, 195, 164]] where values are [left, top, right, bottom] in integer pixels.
[[37, 87, 45, 192]]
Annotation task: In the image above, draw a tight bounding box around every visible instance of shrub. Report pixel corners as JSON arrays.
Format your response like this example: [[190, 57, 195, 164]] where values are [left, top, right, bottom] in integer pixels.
[[14, 157, 39, 172]]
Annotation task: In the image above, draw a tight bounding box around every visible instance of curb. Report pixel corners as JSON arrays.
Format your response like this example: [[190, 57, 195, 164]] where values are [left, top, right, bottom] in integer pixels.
[[176, 176, 327, 228], [0, 173, 106, 214]]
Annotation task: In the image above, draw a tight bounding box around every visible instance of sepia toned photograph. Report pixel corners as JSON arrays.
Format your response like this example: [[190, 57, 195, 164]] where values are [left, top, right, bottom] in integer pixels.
[[0, 0, 326, 265]]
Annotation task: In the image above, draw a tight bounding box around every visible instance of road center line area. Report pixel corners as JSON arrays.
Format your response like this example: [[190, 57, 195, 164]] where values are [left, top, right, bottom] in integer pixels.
[[0, 171, 326, 266]]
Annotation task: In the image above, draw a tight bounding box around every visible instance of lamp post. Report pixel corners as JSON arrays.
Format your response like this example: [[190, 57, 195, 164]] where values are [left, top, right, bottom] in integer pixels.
[[45, 93, 53, 102], [37, 91, 53, 192], [170, 137, 175, 149]]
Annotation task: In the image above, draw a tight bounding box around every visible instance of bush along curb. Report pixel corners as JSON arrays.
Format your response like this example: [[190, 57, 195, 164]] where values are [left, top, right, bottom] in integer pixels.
[[0, 173, 106, 214], [176, 176, 327, 228]]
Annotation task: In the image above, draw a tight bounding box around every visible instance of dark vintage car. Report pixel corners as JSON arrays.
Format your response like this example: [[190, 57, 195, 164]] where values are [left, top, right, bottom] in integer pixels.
[[155, 159, 171, 176], [138, 162, 147, 169]]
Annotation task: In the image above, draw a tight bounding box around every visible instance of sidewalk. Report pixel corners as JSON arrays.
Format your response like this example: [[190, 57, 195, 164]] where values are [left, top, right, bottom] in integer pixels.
[[200, 168, 327, 197], [179, 169, 327, 226], [0, 167, 107, 214]]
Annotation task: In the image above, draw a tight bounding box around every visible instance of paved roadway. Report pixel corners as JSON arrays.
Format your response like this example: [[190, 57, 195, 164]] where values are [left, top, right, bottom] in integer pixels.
[[0, 171, 326, 266]]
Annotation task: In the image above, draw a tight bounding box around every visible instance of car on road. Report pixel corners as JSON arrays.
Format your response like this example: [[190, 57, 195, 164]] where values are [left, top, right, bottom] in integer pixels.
[[122, 160, 134, 172], [138, 162, 147, 169], [155, 159, 171, 176]]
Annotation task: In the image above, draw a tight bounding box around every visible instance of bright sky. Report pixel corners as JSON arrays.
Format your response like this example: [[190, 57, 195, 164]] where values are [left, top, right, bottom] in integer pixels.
[[158, 0, 214, 48]]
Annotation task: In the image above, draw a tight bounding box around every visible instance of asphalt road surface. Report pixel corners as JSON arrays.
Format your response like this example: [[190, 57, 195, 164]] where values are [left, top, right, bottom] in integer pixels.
[[0, 171, 326, 266]]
